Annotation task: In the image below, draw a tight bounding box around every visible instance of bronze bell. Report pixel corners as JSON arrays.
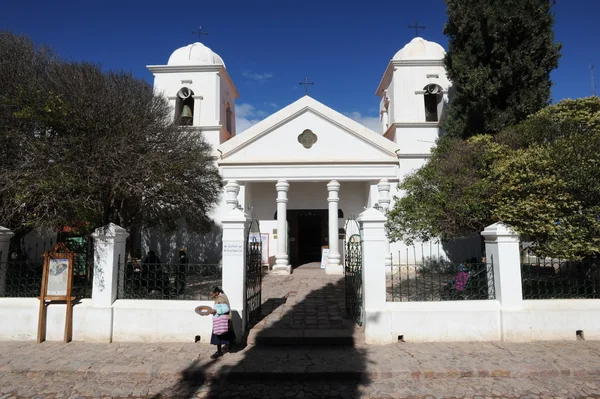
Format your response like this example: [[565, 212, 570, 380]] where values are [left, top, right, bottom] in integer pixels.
[[181, 105, 193, 120]]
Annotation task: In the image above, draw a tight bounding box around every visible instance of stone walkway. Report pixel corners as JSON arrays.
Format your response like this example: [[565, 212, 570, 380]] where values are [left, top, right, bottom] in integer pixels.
[[248, 263, 361, 345], [2, 340, 600, 398], [3, 267, 600, 398]]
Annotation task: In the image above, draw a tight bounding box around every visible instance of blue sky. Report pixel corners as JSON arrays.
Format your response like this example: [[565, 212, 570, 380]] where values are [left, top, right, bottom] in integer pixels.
[[2, 0, 598, 132]]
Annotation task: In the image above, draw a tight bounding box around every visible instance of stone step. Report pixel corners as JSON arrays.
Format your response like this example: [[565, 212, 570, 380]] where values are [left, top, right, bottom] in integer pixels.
[[246, 328, 363, 346]]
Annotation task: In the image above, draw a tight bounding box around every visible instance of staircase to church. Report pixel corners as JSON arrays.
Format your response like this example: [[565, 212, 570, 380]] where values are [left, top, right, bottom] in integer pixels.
[[245, 264, 364, 347]]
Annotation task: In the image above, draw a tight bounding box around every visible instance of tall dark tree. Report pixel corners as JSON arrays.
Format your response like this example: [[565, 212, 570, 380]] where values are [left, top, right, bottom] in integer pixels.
[[0, 31, 223, 245], [443, 0, 562, 138]]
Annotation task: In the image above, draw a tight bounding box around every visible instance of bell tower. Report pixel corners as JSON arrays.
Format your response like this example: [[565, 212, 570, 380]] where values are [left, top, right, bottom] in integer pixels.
[[375, 37, 451, 154], [147, 41, 239, 150]]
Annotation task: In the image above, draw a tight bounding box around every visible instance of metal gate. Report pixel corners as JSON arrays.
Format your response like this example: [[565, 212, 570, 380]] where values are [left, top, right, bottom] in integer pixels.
[[344, 218, 363, 326], [245, 219, 262, 329]]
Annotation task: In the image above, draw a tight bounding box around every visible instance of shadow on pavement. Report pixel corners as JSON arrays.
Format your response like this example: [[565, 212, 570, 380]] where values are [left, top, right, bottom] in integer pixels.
[[151, 278, 370, 398]]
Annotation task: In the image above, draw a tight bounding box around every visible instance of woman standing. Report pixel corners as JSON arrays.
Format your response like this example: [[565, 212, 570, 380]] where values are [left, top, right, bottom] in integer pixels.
[[209, 286, 235, 359]]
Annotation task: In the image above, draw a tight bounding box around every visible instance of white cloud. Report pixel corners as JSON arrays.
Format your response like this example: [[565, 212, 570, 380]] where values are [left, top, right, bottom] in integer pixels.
[[345, 111, 381, 133], [242, 71, 273, 82], [236, 103, 270, 133], [265, 102, 278, 108]]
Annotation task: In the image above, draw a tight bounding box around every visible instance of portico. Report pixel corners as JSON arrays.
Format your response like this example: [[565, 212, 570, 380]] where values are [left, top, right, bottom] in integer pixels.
[[215, 95, 401, 275]]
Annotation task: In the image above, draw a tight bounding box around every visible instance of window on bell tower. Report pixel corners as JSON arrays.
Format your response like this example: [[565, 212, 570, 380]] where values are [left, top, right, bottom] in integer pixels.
[[423, 84, 443, 122], [225, 102, 233, 134], [175, 87, 194, 126]]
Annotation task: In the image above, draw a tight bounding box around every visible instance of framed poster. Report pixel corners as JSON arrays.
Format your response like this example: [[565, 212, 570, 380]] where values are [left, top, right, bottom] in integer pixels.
[[47, 258, 70, 296], [249, 232, 269, 265], [37, 243, 75, 343]]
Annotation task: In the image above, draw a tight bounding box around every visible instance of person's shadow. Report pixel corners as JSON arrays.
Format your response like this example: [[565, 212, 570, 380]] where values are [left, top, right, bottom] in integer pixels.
[[150, 278, 370, 398]]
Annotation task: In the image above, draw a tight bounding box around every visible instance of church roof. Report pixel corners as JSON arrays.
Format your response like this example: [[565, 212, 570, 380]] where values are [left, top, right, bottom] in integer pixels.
[[218, 96, 399, 163], [167, 42, 225, 67], [393, 37, 446, 61]]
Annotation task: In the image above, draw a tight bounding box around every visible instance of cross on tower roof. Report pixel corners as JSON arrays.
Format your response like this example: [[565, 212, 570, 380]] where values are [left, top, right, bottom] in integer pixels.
[[408, 21, 426, 37], [299, 77, 314, 95], [192, 26, 208, 42]]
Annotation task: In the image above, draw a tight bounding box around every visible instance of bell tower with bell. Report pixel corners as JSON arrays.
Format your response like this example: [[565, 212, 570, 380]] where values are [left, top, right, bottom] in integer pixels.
[[147, 41, 239, 149]]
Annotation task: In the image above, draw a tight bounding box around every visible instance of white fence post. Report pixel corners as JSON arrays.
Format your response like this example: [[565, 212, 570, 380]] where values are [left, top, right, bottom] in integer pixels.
[[222, 180, 249, 339], [91, 223, 129, 307], [358, 207, 393, 345], [481, 222, 523, 309], [0, 226, 15, 297]]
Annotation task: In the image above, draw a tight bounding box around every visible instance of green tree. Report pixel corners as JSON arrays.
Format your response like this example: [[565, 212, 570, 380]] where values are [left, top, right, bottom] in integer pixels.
[[492, 97, 600, 258], [0, 31, 223, 246], [443, 0, 562, 138], [387, 97, 600, 259], [386, 135, 506, 244]]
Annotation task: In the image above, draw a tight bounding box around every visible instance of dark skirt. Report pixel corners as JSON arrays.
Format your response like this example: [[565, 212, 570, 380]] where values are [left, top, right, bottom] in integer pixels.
[[210, 320, 235, 345]]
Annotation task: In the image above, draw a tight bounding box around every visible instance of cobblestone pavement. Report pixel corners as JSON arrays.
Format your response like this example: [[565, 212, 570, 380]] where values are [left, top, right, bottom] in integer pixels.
[[248, 264, 361, 344], [2, 340, 600, 398], [258, 264, 351, 329]]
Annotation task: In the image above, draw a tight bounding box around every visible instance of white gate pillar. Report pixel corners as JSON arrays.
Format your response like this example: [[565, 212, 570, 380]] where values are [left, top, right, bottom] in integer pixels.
[[0, 226, 15, 297], [481, 222, 523, 309], [222, 180, 250, 338], [481, 222, 527, 341], [358, 207, 393, 345], [91, 223, 129, 307]]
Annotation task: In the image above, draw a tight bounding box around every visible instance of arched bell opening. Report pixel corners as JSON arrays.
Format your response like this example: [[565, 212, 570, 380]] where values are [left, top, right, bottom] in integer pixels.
[[423, 84, 443, 122], [175, 87, 195, 126]]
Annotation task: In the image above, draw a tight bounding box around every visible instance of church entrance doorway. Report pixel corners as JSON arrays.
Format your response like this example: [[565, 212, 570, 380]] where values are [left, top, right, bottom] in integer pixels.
[[288, 210, 328, 266]]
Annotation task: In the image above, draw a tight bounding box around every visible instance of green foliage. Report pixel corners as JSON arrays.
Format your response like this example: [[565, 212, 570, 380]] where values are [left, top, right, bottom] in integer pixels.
[[386, 135, 506, 244], [0, 31, 223, 237], [443, 0, 561, 138], [387, 97, 600, 260]]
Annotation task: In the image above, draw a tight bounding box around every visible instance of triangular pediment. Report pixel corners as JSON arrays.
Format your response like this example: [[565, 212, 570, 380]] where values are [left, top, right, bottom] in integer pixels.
[[218, 96, 399, 164]]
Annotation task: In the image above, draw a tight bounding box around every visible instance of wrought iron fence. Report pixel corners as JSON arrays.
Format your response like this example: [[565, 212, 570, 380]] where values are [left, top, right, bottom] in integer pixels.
[[0, 250, 94, 299], [521, 255, 600, 299], [117, 256, 221, 300], [386, 251, 495, 302]]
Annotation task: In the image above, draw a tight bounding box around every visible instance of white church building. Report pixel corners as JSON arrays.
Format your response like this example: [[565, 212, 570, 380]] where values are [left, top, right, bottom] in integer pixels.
[[3, 37, 599, 345], [146, 36, 463, 273]]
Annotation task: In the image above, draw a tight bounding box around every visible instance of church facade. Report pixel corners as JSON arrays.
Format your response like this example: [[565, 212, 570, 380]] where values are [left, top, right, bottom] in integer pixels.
[[146, 37, 458, 273]]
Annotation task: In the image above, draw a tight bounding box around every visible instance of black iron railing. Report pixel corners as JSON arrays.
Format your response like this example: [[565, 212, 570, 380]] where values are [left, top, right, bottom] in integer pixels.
[[0, 259, 93, 299], [387, 254, 495, 302], [246, 240, 262, 327], [117, 258, 221, 300], [521, 255, 600, 299], [344, 235, 363, 326]]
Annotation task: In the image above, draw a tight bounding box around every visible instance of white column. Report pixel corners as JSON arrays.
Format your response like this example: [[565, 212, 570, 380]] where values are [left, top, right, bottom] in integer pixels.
[[222, 181, 249, 338], [326, 180, 343, 275], [91, 223, 129, 307], [225, 180, 240, 211], [377, 179, 392, 266], [273, 180, 291, 275], [359, 207, 392, 345], [0, 226, 15, 297]]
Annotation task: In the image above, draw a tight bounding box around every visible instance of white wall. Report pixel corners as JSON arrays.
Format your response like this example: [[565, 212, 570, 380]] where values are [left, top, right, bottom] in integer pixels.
[[112, 299, 214, 343], [388, 301, 501, 342], [392, 65, 450, 124], [0, 298, 111, 342], [153, 71, 219, 127], [385, 299, 600, 343]]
